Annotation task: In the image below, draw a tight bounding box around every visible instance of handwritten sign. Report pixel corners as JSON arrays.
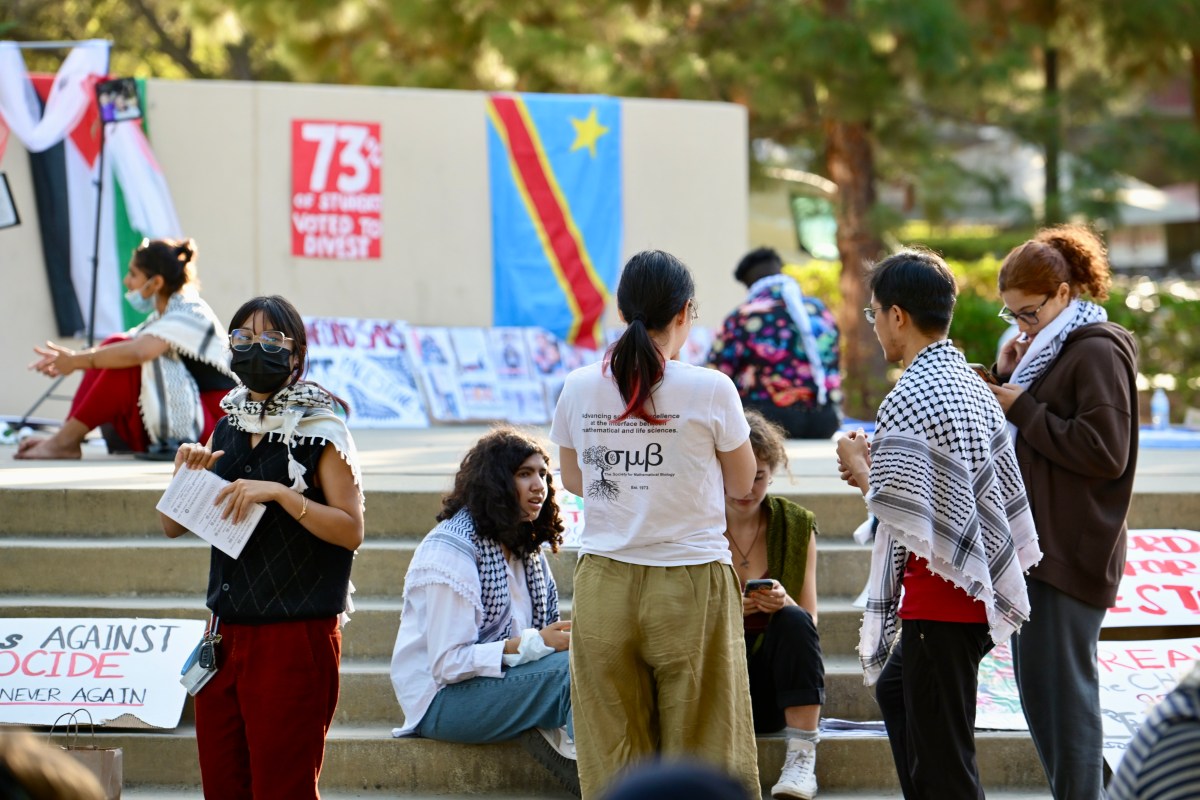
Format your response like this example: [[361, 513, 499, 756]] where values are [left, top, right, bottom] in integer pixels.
[[304, 317, 428, 429], [1105, 529, 1200, 627], [291, 120, 382, 260], [555, 479, 585, 549], [973, 635, 1200, 768], [0, 617, 207, 728]]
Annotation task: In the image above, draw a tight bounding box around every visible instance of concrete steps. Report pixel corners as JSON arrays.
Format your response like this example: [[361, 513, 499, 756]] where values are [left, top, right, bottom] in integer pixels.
[[0, 538, 873, 599], [11, 439, 1192, 797], [62, 726, 1050, 794]]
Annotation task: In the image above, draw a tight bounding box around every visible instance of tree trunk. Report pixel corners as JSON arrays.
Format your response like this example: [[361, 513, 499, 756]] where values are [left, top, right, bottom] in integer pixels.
[[1043, 43, 1063, 225], [1192, 43, 1200, 214], [825, 118, 889, 420]]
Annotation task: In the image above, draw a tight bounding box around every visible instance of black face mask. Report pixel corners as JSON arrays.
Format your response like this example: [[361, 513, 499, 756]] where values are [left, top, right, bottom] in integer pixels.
[[230, 344, 294, 394]]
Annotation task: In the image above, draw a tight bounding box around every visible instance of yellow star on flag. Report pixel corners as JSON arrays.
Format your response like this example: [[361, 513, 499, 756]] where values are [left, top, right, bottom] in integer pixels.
[[570, 107, 610, 158]]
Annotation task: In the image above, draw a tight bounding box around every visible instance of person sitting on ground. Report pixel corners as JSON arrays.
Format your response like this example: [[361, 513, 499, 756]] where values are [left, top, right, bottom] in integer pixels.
[[725, 410, 824, 800], [18, 238, 234, 459], [390, 428, 578, 797], [708, 247, 842, 439]]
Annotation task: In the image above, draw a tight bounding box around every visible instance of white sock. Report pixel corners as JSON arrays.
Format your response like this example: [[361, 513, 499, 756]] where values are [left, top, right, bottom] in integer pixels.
[[785, 726, 819, 743]]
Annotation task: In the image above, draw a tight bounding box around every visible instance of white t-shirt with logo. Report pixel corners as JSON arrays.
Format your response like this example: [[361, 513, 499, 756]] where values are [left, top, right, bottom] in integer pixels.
[[550, 360, 750, 566]]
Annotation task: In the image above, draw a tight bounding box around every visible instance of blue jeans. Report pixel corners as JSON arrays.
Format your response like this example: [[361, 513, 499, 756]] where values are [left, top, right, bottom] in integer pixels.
[[416, 650, 572, 743]]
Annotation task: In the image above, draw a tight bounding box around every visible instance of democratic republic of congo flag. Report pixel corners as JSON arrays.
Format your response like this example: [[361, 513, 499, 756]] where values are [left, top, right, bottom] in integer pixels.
[[487, 93, 621, 350]]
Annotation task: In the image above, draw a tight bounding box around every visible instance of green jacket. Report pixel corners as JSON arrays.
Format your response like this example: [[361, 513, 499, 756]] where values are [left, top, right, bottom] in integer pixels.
[[763, 495, 817, 602]]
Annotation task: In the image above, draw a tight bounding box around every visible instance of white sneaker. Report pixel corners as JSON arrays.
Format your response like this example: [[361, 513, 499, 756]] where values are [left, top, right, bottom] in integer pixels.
[[535, 725, 576, 760], [772, 738, 818, 799]]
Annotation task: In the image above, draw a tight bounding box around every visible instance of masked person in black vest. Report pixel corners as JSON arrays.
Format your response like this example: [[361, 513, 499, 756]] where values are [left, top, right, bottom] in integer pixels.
[[160, 295, 363, 800]]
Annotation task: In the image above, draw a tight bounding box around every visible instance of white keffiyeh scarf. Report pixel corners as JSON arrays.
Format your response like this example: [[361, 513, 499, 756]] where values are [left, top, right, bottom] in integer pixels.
[[746, 274, 828, 405], [403, 507, 559, 644], [221, 381, 363, 626], [219, 382, 363, 502], [859, 340, 1042, 685], [135, 288, 233, 445], [1006, 299, 1108, 440]]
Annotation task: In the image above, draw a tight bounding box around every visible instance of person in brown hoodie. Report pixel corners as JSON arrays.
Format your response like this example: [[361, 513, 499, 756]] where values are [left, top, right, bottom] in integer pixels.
[[989, 225, 1139, 800]]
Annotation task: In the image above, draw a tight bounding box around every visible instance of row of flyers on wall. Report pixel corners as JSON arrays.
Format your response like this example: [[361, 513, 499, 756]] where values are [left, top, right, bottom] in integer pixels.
[[303, 317, 715, 428]]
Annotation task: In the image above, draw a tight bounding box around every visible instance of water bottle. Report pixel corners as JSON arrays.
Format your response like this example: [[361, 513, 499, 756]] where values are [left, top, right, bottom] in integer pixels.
[[1150, 388, 1170, 431]]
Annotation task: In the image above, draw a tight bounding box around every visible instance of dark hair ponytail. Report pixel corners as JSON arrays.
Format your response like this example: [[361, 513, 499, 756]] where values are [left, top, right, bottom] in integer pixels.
[[608, 250, 694, 424], [132, 237, 197, 295]]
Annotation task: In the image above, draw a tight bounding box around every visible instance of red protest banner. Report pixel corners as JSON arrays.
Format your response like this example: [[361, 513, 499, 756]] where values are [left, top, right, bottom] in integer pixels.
[[291, 120, 382, 260], [1105, 529, 1200, 627]]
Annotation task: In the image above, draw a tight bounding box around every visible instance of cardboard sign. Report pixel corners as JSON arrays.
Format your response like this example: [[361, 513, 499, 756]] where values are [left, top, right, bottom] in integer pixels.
[[555, 480, 585, 549], [1105, 529, 1200, 627], [0, 617, 206, 728], [291, 120, 382, 260], [973, 635, 1200, 768], [304, 317, 428, 429]]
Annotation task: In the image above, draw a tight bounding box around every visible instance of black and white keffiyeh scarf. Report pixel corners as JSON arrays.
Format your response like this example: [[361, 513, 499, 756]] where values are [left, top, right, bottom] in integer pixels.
[[220, 381, 362, 501], [1006, 299, 1107, 440], [136, 288, 233, 445], [1009, 299, 1107, 389], [859, 339, 1041, 685], [404, 507, 559, 644]]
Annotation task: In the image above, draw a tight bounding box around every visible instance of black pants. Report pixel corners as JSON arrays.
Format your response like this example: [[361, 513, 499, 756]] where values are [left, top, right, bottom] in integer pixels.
[[745, 401, 841, 440], [875, 620, 992, 800], [746, 605, 825, 734]]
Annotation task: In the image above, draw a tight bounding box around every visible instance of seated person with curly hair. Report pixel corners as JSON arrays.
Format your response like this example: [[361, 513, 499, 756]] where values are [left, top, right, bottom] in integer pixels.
[[390, 428, 578, 796]]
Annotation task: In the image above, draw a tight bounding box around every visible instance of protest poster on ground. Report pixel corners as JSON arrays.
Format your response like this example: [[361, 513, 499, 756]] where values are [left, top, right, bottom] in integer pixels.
[[1105, 529, 1200, 628], [973, 634, 1200, 768], [490, 328, 534, 380], [291, 120, 382, 260], [498, 380, 549, 424], [305, 317, 428, 429], [449, 329, 506, 420], [526, 328, 566, 379], [554, 479, 585, 549], [0, 617, 206, 728], [408, 327, 466, 422]]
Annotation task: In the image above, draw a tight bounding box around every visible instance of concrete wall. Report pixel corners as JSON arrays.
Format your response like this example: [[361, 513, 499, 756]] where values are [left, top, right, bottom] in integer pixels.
[[0, 80, 747, 420]]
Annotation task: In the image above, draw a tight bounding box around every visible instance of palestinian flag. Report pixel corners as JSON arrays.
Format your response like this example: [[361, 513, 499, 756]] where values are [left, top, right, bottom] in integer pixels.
[[0, 41, 181, 338]]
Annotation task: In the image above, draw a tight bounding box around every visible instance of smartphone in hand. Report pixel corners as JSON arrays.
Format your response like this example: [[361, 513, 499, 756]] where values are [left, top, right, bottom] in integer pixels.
[[968, 363, 1000, 386], [744, 579, 773, 596]]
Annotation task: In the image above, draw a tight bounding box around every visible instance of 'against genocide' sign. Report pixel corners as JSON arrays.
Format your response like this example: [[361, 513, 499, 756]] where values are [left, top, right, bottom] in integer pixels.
[[0, 617, 206, 728]]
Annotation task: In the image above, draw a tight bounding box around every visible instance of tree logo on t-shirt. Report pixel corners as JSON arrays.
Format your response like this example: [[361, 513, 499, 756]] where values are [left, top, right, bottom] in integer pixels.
[[582, 445, 620, 501]]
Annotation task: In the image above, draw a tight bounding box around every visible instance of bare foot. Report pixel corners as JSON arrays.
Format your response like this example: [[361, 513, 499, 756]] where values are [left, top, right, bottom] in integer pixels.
[[16, 436, 44, 455], [13, 437, 82, 460]]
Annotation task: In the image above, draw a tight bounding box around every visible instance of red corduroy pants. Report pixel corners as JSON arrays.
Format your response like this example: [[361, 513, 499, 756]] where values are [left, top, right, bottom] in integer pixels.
[[194, 617, 342, 800]]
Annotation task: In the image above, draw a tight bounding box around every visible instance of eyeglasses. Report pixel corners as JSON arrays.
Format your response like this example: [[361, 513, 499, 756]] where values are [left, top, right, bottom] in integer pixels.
[[229, 329, 293, 352], [998, 294, 1052, 326], [864, 305, 891, 324], [688, 299, 699, 322]]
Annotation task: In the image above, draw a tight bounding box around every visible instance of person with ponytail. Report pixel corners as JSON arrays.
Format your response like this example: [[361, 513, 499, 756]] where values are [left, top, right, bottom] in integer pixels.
[[990, 225, 1139, 800], [161, 295, 363, 800], [550, 250, 760, 798], [18, 237, 235, 459]]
